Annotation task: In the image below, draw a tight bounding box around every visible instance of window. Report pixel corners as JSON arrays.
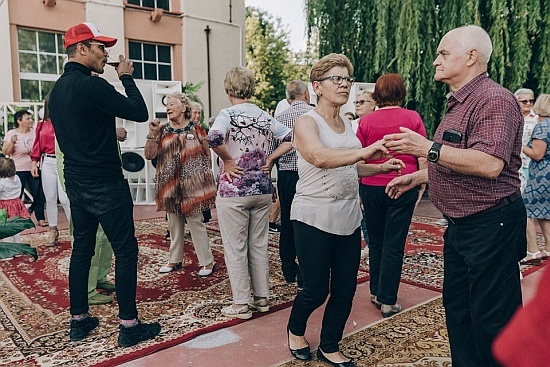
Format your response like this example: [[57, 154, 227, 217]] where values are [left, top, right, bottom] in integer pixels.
[[129, 41, 172, 81], [127, 0, 169, 11], [17, 28, 65, 101]]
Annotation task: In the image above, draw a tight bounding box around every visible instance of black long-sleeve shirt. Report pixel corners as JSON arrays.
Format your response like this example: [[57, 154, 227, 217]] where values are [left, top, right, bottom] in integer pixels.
[[49, 62, 148, 182]]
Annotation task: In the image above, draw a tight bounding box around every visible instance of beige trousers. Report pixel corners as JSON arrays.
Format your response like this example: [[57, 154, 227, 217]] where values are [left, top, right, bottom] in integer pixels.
[[216, 194, 271, 304], [167, 212, 214, 267]]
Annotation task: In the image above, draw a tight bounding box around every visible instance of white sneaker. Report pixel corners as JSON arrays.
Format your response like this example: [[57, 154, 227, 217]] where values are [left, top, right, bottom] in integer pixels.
[[436, 218, 448, 226]]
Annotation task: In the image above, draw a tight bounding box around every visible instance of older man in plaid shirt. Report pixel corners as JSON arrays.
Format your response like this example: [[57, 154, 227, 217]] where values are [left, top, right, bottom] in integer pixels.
[[269, 80, 313, 287]]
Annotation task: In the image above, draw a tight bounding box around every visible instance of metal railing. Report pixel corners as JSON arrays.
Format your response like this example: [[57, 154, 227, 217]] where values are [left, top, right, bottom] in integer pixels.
[[0, 102, 44, 138]]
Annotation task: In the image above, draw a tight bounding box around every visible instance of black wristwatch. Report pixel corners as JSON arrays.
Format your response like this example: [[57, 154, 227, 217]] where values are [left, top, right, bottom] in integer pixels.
[[427, 142, 442, 163]]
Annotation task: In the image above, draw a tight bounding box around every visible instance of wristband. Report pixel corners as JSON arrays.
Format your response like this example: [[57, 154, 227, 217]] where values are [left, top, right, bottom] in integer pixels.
[[118, 71, 133, 79]]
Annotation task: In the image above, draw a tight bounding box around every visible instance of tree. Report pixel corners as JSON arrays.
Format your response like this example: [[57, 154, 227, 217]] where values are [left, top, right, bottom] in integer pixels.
[[245, 6, 314, 113], [306, 0, 550, 137]]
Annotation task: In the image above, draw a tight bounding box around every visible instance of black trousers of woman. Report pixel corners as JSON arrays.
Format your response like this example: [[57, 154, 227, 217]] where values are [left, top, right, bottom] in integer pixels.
[[359, 184, 417, 306], [17, 170, 45, 221], [287, 220, 361, 353]]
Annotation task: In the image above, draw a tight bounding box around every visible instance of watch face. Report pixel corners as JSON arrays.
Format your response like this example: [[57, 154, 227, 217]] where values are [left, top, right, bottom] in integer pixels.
[[428, 150, 439, 162]]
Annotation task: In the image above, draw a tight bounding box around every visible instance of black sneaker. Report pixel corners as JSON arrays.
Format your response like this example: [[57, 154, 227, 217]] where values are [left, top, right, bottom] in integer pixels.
[[118, 320, 161, 348], [269, 222, 280, 233], [69, 314, 99, 341]]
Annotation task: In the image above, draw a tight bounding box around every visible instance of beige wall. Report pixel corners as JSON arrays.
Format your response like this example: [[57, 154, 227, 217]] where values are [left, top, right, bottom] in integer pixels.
[[180, 0, 245, 119], [1, 0, 245, 109], [124, 7, 183, 82], [0, 1, 13, 102]]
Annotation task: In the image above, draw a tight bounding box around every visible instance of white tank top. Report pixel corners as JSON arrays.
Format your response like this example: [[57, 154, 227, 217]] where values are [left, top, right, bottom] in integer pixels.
[[290, 110, 362, 235]]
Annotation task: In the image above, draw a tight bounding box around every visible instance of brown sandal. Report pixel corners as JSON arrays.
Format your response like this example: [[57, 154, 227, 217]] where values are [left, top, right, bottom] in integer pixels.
[[38, 220, 49, 227]]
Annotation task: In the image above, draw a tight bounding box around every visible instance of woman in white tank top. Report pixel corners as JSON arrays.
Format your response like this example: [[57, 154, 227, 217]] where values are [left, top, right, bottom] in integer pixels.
[[286, 53, 404, 366]]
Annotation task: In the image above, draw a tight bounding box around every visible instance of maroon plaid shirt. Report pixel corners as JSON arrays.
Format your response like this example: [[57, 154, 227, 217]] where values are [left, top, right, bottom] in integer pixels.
[[269, 100, 313, 172], [428, 73, 523, 218]]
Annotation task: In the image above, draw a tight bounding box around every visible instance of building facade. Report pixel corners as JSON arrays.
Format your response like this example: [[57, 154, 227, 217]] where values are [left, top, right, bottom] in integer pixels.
[[0, 0, 245, 119]]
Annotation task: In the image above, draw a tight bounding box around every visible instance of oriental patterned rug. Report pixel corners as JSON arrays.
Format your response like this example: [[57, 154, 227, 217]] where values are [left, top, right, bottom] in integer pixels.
[[0, 217, 367, 367], [396, 216, 547, 292], [278, 296, 452, 367], [0, 216, 543, 366]]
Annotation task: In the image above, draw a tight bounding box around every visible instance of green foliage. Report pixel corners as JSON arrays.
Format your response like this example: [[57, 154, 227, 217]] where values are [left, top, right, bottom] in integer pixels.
[[245, 6, 314, 113], [306, 0, 550, 137], [181, 81, 205, 104], [0, 215, 37, 261]]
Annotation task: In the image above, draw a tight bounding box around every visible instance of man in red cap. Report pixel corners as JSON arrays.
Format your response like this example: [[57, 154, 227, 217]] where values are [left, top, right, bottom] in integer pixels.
[[49, 22, 161, 347]]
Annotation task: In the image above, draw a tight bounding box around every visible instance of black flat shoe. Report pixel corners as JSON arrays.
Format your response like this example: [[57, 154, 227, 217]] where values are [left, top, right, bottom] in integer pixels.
[[287, 328, 311, 361], [316, 348, 356, 367]]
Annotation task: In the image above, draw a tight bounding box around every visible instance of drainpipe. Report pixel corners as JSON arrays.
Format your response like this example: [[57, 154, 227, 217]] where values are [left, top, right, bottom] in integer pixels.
[[204, 25, 212, 117]]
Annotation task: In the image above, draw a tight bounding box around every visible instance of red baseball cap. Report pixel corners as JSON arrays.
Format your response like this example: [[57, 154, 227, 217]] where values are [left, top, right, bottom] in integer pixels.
[[63, 22, 117, 49]]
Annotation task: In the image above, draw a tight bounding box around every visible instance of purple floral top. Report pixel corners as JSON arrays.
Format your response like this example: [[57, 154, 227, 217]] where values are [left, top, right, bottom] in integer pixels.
[[207, 103, 291, 197]]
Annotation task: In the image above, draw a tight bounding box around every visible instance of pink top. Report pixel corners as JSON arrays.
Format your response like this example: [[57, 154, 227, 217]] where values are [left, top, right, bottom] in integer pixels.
[[356, 107, 426, 186], [3, 128, 35, 172], [30, 120, 56, 161]]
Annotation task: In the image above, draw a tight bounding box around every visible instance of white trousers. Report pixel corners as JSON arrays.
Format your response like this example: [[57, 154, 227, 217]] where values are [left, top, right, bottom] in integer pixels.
[[167, 212, 214, 267], [41, 156, 70, 227], [216, 194, 271, 304]]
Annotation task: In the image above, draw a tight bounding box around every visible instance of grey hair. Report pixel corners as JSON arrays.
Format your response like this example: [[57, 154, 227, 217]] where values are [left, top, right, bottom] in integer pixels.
[[452, 25, 493, 64], [514, 88, 535, 98], [286, 80, 308, 101]]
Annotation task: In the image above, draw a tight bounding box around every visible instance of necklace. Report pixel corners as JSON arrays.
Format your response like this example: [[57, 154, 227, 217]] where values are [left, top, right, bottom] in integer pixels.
[[165, 121, 195, 134]]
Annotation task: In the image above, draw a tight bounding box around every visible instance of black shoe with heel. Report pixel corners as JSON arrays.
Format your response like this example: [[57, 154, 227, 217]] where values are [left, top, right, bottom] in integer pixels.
[[287, 327, 311, 361], [316, 348, 356, 367]]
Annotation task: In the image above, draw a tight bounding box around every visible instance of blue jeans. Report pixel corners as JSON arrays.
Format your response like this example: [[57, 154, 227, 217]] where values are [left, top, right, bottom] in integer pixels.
[[443, 197, 525, 367], [65, 178, 138, 320], [288, 221, 361, 353]]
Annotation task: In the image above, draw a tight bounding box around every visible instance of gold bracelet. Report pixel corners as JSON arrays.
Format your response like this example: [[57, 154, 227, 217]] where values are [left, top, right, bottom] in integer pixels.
[[118, 71, 132, 79]]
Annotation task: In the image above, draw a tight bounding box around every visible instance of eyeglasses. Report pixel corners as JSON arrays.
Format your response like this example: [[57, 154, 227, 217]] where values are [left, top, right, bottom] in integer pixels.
[[354, 99, 375, 106], [518, 99, 535, 104], [317, 75, 355, 86], [88, 42, 107, 53]]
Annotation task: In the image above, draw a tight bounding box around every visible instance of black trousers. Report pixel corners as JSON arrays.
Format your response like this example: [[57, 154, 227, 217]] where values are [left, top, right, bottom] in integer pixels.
[[65, 178, 139, 320], [277, 170, 300, 282], [443, 198, 526, 367], [360, 184, 417, 305], [17, 171, 45, 221], [287, 221, 361, 353]]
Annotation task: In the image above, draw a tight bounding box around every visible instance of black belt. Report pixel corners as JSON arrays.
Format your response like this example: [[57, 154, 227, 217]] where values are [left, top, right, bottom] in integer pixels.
[[446, 190, 521, 224], [44, 154, 56, 158]]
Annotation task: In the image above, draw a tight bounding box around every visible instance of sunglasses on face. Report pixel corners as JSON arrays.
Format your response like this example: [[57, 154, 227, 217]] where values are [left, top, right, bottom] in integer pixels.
[[518, 99, 535, 104], [88, 42, 107, 53], [354, 99, 374, 106]]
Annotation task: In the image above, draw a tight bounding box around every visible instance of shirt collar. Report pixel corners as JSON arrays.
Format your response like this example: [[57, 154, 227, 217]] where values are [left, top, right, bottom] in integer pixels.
[[447, 72, 489, 103]]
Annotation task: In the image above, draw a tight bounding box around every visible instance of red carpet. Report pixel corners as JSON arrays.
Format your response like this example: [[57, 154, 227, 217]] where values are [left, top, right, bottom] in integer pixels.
[[0, 216, 540, 366], [0, 218, 300, 367], [398, 216, 547, 292]]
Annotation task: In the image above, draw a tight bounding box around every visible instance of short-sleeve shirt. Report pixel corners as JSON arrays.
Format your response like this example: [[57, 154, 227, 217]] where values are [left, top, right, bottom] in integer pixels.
[[4, 129, 35, 172], [428, 73, 523, 218], [207, 103, 291, 197], [356, 107, 426, 186], [269, 100, 314, 172]]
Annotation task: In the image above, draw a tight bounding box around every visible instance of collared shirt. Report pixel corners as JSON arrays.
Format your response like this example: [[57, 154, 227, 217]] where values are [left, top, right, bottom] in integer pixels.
[[428, 73, 523, 218], [269, 100, 313, 172]]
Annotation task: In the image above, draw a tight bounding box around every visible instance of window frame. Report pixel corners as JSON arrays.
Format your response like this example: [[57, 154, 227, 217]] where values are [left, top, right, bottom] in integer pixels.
[[125, 0, 170, 11], [17, 28, 65, 101], [128, 40, 172, 81]]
